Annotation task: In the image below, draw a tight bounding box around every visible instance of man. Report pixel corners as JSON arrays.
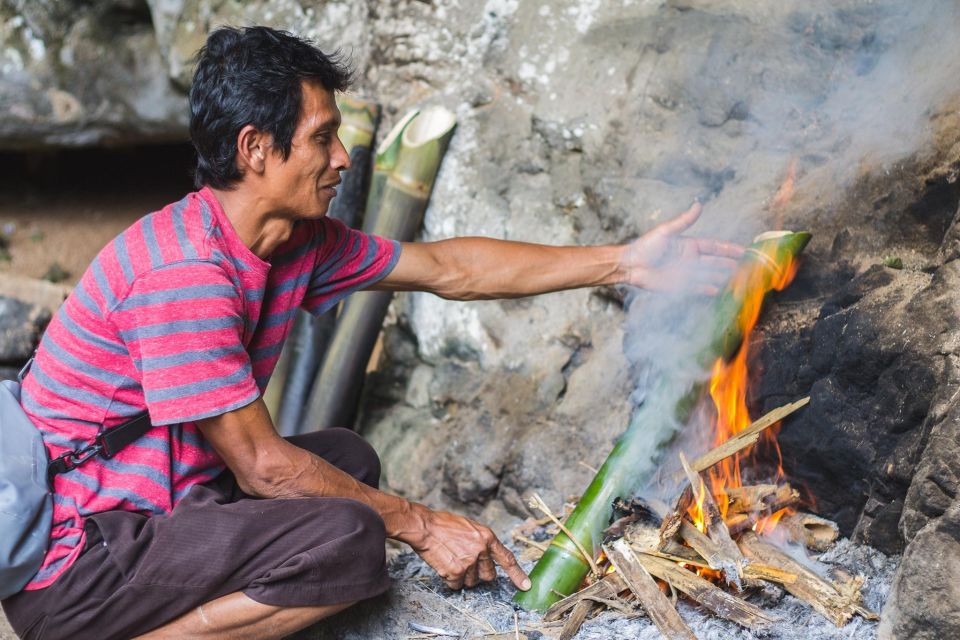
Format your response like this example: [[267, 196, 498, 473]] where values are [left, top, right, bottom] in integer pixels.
[[1, 26, 742, 640]]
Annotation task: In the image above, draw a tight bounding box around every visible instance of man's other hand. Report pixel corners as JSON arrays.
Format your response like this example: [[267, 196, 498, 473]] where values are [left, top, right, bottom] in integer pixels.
[[621, 202, 745, 296], [404, 506, 531, 591]]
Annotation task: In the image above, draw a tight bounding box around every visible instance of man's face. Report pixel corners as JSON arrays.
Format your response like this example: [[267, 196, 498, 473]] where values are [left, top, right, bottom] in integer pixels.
[[261, 81, 349, 218]]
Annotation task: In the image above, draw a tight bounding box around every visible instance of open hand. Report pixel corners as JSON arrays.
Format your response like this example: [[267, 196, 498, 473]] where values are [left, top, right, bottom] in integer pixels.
[[621, 202, 744, 295], [404, 505, 530, 591]]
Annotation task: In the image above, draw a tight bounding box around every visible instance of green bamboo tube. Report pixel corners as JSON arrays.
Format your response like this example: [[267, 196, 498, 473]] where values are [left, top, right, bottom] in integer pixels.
[[514, 230, 811, 611], [272, 96, 380, 436], [303, 106, 457, 431]]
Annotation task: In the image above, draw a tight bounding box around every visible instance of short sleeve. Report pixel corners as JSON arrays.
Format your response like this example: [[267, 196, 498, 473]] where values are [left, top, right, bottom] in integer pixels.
[[302, 217, 400, 316], [110, 261, 260, 425]]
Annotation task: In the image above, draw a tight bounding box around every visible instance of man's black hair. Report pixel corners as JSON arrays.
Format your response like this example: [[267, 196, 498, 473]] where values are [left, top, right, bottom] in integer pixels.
[[189, 26, 352, 189]]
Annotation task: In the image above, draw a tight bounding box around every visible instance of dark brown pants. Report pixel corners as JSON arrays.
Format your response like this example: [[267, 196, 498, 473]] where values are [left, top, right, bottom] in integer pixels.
[[2, 429, 391, 640]]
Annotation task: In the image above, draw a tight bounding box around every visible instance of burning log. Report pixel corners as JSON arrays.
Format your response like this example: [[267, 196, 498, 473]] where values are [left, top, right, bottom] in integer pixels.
[[679, 452, 745, 586], [738, 531, 876, 626], [514, 230, 812, 611], [725, 488, 800, 535], [688, 397, 810, 476], [726, 484, 788, 515], [636, 554, 778, 629], [779, 512, 840, 551], [304, 107, 456, 430], [605, 539, 697, 640]]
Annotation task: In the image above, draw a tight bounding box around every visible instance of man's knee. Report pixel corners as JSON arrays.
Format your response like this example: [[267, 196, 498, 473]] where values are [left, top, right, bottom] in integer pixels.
[[321, 499, 387, 582]]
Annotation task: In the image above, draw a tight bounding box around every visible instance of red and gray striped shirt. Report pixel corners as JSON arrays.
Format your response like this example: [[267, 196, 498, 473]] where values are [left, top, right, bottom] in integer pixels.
[[21, 187, 399, 589]]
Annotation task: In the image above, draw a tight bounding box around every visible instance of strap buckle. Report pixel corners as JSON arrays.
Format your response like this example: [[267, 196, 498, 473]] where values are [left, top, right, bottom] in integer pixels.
[[47, 443, 103, 486]]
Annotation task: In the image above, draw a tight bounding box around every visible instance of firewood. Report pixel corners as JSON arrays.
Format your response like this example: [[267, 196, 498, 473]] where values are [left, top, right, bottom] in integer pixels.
[[605, 540, 697, 640], [725, 484, 780, 514], [779, 512, 839, 551], [689, 397, 810, 474], [543, 572, 627, 622], [678, 520, 726, 571], [559, 599, 595, 640], [738, 531, 875, 626], [742, 562, 799, 585], [636, 554, 778, 629], [679, 453, 746, 586], [725, 488, 800, 535]]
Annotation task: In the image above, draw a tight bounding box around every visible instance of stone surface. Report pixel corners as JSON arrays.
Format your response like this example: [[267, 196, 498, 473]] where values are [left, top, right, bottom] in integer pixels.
[[0, 0, 188, 148], [0, 295, 49, 364], [880, 498, 960, 640]]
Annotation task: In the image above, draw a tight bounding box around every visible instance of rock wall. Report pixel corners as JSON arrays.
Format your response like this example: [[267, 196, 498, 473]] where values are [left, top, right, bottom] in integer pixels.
[[5, 1, 960, 635]]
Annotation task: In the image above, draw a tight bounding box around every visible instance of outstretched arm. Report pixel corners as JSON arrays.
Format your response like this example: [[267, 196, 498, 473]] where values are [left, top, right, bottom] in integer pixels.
[[372, 203, 744, 300]]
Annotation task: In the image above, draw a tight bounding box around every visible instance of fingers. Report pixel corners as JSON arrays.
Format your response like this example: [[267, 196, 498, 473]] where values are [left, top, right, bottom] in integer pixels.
[[463, 561, 480, 589], [696, 237, 745, 259], [478, 554, 497, 583], [657, 201, 702, 235], [490, 537, 531, 591]]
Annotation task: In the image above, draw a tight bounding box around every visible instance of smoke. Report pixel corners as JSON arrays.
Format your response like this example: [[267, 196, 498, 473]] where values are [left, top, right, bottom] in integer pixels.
[[619, 0, 960, 499]]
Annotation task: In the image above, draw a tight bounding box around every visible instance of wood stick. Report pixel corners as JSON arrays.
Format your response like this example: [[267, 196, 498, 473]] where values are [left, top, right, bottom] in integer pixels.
[[679, 452, 745, 586], [678, 520, 725, 571], [779, 512, 839, 551], [738, 531, 873, 626], [726, 488, 801, 535], [543, 572, 627, 622], [559, 599, 595, 640], [606, 540, 696, 640], [638, 548, 711, 570], [725, 484, 780, 514], [636, 554, 778, 629], [742, 562, 799, 585], [690, 397, 810, 473]]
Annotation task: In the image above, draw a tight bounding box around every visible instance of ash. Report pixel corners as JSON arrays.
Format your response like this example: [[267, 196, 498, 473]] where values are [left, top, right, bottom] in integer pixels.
[[301, 537, 898, 640]]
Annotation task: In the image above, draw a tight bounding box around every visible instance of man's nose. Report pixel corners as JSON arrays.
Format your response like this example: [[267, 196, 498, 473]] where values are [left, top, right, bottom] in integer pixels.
[[332, 135, 351, 172]]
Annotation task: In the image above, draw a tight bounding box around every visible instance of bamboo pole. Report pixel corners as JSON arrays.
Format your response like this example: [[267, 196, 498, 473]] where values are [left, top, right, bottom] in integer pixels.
[[273, 95, 381, 436], [303, 107, 456, 430], [514, 230, 811, 611]]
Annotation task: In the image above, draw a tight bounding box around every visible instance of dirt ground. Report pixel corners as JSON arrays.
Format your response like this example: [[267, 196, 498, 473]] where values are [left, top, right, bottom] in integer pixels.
[[0, 144, 195, 286]]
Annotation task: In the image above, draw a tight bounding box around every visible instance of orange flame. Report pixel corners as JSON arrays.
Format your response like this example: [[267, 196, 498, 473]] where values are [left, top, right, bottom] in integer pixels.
[[685, 163, 802, 537]]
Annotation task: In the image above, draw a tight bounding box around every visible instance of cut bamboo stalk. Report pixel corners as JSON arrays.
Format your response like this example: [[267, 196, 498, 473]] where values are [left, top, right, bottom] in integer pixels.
[[738, 531, 873, 626], [303, 107, 456, 430], [689, 397, 810, 474], [515, 231, 811, 611], [543, 572, 627, 622], [779, 512, 840, 551], [606, 539, 696, 640], [679, 452, 745, 586], [274, 95, 380, 436], [637, 554, 778, 629]]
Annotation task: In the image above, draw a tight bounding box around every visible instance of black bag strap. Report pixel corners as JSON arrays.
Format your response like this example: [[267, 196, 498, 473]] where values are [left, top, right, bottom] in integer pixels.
[[46, 413, 154, 484], [20, 353, 156, 486]]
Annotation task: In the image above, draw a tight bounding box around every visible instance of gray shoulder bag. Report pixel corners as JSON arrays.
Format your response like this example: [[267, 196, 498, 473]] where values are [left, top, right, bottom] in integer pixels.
[[0, 360, 152, 599]]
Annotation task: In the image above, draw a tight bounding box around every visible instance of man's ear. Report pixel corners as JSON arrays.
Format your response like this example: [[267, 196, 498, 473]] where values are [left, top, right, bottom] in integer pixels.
[[235, 124, 269, 175]]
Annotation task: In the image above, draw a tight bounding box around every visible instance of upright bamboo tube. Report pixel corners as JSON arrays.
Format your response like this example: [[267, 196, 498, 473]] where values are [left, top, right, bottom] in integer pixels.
[[273, 96, 380, 436], [303, 106, 457, 431], [514, 230, 812, 611]]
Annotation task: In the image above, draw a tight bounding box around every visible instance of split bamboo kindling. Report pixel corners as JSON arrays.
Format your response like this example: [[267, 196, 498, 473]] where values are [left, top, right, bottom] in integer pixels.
[[514, 231, 811, 611]]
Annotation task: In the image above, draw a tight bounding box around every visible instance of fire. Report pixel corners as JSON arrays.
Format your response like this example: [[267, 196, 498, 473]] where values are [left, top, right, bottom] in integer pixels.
[[688, 164, 801, 536]]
